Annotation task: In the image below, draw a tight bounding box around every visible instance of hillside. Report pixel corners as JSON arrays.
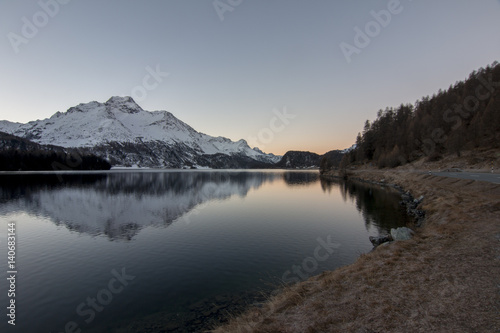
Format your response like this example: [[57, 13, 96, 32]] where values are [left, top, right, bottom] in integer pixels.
[[275, 150, 345, 169], [0, 131, 111, 171], [337, 62, 500, 170], [274, 151, 321, 168]]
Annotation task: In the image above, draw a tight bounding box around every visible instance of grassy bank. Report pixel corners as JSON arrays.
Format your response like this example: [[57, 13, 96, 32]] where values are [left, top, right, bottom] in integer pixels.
[[212, 170, 500, 333]]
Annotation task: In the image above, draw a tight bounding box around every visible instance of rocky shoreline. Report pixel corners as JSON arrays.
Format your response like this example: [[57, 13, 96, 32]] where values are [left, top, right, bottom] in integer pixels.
[[344, 173, 425, 226], [321, 172, 426, 246]]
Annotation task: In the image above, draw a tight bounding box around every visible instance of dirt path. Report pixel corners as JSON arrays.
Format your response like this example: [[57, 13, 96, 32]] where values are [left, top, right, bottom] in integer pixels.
[[212, 170, 500, 333], [431, 171, 500, 184]]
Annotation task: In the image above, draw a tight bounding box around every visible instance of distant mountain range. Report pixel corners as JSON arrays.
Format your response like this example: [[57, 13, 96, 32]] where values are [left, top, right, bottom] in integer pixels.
[[0, 96, 347, 169]]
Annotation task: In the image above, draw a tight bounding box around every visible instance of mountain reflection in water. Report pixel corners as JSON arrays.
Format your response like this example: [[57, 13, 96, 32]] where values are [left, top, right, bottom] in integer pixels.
[[0, 171, 324, 240]]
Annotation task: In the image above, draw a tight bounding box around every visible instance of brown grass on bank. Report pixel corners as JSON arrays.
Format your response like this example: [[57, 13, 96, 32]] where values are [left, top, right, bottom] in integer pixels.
[[397, 148, 500, 172], [212, 171, 500, 333]]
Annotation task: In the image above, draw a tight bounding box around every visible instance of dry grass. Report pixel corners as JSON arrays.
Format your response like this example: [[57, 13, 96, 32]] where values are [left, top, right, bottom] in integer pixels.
[[397, 148, 500, 171], [212, 171, 500, 333]]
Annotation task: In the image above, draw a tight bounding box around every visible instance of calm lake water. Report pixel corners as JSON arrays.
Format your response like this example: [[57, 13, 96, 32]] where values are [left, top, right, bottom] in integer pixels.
[[0, 170, 409, 332]]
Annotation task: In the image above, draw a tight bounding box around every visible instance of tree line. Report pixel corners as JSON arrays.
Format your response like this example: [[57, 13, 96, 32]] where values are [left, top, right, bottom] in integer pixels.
[[336, 61, 500, 169], [0, 132, 111, 171]]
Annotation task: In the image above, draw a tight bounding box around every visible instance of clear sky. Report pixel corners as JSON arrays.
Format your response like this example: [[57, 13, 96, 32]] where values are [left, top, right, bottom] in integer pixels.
[[1, 0, 499, 155]]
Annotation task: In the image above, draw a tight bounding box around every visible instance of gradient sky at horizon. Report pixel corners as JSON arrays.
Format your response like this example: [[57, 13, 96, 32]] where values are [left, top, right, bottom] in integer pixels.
[[1, 0, 499, 155]]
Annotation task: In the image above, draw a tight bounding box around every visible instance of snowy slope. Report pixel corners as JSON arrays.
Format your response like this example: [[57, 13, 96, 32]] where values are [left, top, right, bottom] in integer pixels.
[[342, 144, 357, 153], [0, 96, 281, 167]]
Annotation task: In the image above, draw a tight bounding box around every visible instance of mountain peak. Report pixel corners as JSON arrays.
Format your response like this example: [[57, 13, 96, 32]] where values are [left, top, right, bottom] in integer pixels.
[[66, 101, 102, 114], [105, 96, 142, 113], [236, 139, 250, 148], [106, 96, 135, 104]]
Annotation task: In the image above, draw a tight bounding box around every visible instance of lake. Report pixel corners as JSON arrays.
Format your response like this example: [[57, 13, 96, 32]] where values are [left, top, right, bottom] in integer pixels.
[[0, 170, 409, 332]]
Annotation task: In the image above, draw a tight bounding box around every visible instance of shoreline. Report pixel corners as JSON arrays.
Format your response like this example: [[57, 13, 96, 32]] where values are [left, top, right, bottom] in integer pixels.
[[213, 169, 500, 332]]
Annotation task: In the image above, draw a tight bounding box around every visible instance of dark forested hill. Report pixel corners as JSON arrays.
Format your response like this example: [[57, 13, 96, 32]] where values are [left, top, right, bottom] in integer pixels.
[[338, 61, 500, 169], [0, 132, 111, 171], [275, 150, 345, 169], [275, 151, 321, 168]]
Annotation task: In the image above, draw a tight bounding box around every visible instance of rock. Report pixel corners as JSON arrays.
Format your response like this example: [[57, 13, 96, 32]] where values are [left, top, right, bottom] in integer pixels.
[[399, 191, 425, 227], [369, 234, 393, 246], [390, 227, 414, 241], [413, 195, 424, 205]]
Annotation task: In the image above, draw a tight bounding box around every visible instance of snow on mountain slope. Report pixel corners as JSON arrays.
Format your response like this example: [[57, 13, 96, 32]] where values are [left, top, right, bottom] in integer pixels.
[[342, 144, 357, 154], [0, 96, 281, 167], [0, 120, 24, 134]]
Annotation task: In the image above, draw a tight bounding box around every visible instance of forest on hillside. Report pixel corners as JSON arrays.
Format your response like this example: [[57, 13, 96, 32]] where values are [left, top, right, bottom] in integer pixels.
[[0, 132, 111, 171], [336, 61, 500, 169]]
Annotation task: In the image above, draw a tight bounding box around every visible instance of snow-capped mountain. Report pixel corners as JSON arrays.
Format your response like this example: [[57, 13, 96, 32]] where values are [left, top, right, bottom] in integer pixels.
[[0, 96, 281, 168]]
